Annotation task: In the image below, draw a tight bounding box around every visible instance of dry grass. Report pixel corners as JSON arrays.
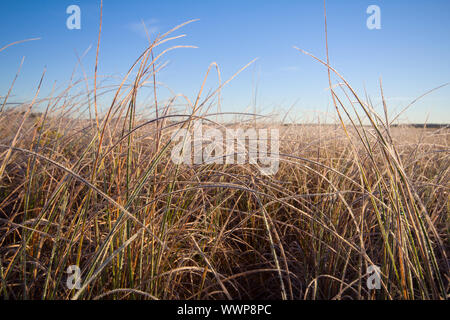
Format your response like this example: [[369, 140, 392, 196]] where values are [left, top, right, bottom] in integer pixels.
[[0, 20, 448, 300]]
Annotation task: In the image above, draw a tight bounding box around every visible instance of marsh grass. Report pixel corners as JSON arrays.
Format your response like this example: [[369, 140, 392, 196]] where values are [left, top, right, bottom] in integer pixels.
[[0, 17, 448, 300]]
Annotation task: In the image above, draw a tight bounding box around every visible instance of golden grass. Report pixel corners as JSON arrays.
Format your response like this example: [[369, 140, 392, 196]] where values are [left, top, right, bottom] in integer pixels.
[[0, 19, 448, 300]]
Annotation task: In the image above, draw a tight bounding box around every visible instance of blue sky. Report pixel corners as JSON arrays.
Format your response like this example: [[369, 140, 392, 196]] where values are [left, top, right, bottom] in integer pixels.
[[1, 0, 449, 123]]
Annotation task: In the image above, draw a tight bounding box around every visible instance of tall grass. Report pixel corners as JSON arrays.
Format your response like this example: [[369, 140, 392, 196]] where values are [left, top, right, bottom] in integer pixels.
[[0, 17, 448, 300]]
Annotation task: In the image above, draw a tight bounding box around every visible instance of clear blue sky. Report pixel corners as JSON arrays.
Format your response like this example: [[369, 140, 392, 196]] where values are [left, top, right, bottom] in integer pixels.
[[1, 0, 449, 123]]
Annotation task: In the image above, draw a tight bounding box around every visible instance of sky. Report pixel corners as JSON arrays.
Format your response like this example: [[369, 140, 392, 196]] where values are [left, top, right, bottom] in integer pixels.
[[1, 0, 449, 123]]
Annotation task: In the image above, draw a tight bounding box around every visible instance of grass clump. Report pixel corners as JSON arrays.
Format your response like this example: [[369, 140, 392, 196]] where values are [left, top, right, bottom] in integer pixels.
[[0, 19, 448, 300]]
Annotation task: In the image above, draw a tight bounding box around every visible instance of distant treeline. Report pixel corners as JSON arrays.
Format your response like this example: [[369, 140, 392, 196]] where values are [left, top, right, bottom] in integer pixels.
[[3, 111, 449, 129], [281, 123, 450, 129], [391, 124, 450, 129]]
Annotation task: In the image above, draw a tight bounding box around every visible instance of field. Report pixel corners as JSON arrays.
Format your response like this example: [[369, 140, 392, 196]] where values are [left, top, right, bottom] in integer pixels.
[[0, 22, 449, 300]]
